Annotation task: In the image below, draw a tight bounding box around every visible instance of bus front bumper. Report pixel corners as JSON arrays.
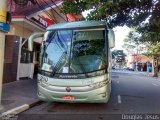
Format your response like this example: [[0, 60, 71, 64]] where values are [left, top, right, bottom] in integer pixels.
[[37, 84, 111, 103]]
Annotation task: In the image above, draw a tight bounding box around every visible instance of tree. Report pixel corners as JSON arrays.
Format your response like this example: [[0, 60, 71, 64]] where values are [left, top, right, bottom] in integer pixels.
[[112, 50, 126, 66], [139, 32, 160, 77], [123, 30, 141, 52], [124, 30, 160, 77], [61, 0, 159, 30], [61, 0, 160, 77]]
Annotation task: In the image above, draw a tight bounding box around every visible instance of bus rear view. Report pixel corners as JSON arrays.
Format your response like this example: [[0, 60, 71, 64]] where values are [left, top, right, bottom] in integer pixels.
[[28, 21, 115, 103]]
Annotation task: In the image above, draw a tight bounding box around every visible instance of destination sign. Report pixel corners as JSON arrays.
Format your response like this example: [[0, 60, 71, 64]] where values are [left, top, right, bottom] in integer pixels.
[[74, 30, 104, 40]]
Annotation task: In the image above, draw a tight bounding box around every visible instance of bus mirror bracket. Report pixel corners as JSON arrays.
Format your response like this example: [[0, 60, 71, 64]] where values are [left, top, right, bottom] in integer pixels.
[[28, 32, 44, 51], [108, 29, 115, 48]]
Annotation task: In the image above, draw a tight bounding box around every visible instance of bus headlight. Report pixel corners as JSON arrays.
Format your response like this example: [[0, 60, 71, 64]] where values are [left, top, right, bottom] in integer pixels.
[[89, 80, 108, 89], [38, 75, 49, 88]]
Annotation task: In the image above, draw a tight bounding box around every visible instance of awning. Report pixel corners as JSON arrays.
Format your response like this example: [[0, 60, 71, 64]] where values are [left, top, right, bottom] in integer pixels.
[[12, 17, 46, 32]]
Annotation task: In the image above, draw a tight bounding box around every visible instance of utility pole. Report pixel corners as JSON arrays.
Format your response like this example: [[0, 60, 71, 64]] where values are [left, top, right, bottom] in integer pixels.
[[0, 0, 7, 106], [152, 56, 158, 77], [0, 33, 5, 106], [136, 44, 138, 71]]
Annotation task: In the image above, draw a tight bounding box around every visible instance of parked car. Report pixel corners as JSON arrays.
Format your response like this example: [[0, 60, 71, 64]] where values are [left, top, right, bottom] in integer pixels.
[[126, 67, 134, 71], [112, 66, 115, 69], [123, 66, 127, 69]]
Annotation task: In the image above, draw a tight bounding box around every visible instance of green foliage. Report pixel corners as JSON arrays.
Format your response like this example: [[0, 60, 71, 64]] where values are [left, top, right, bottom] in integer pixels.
[[61, 0, 119, 20], [137, 32, 160, 45], [112, 50, 126, 62], [127, 31, 141, 44], [61, 0, 160, 63], [144, 43, 160, 58], [61, 0, 87, 14], [123, 30, 142, 54], [61, 0, 159, 32], [124, 30, 160, 59]]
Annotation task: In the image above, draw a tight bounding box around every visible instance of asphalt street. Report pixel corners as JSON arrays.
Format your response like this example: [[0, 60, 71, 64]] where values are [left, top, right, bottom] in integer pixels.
[[17, 70, 160, 120]]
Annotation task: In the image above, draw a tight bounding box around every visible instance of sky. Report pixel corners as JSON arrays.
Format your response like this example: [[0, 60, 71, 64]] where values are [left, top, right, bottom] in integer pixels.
[[113, 26, 131, 51]]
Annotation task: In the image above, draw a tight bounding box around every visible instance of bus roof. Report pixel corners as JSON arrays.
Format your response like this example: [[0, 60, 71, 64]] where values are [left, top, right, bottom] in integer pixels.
[[47, 21, 107, 31]]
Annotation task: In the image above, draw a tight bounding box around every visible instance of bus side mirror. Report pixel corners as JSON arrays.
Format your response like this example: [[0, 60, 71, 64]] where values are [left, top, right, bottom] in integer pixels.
[[28, 32, 44, 51], [108, 29, 115, 48]]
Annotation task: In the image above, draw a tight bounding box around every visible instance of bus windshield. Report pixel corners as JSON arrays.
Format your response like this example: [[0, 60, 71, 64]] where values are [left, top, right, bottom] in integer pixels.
[[40, 29, 107, 74]]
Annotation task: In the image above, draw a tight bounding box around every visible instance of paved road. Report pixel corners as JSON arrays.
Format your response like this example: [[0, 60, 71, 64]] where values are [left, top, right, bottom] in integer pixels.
[[17, 71, 160, 120], [112, 68, 151, 75]]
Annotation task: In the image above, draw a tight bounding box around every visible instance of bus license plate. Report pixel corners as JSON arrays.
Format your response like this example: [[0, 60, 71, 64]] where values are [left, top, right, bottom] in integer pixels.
[[62, 95, 75, 100]]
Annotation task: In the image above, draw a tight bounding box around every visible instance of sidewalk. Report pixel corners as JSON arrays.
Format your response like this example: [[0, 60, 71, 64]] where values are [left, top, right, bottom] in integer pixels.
[[0, 78, 40, 117]]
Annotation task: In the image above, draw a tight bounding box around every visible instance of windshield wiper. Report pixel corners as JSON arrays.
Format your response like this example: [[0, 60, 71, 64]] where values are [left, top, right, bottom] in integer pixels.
[[51, 51, 67, 75], [45, 32, 57, 49]]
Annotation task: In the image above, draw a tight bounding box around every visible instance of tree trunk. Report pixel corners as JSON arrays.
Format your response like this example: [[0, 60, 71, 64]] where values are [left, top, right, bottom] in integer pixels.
[[152, 56, 158, 77]]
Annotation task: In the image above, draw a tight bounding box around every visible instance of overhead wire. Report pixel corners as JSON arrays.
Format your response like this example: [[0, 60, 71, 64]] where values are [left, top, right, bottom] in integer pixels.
[[46, 0, 74, 48], [9, 0, 13, 12], [50, 0, 70, 21], [35, 0, 56, 22], [36, 0, 53, 18], [41, 0, 68, 22], [39, 0, 57, 23]]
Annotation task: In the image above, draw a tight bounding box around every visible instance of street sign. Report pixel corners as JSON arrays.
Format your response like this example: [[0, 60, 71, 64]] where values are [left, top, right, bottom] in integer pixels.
[[153, 59, 158, 67], [0, 22, 10, 32], [0, 0, 7, 23]]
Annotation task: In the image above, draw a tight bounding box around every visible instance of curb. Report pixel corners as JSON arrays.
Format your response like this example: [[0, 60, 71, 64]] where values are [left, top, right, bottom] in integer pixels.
[[0, 100, 41, 120]]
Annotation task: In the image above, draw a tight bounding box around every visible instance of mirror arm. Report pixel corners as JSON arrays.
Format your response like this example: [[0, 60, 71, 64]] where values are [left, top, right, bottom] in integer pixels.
[[28, 32, 44, 51]]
